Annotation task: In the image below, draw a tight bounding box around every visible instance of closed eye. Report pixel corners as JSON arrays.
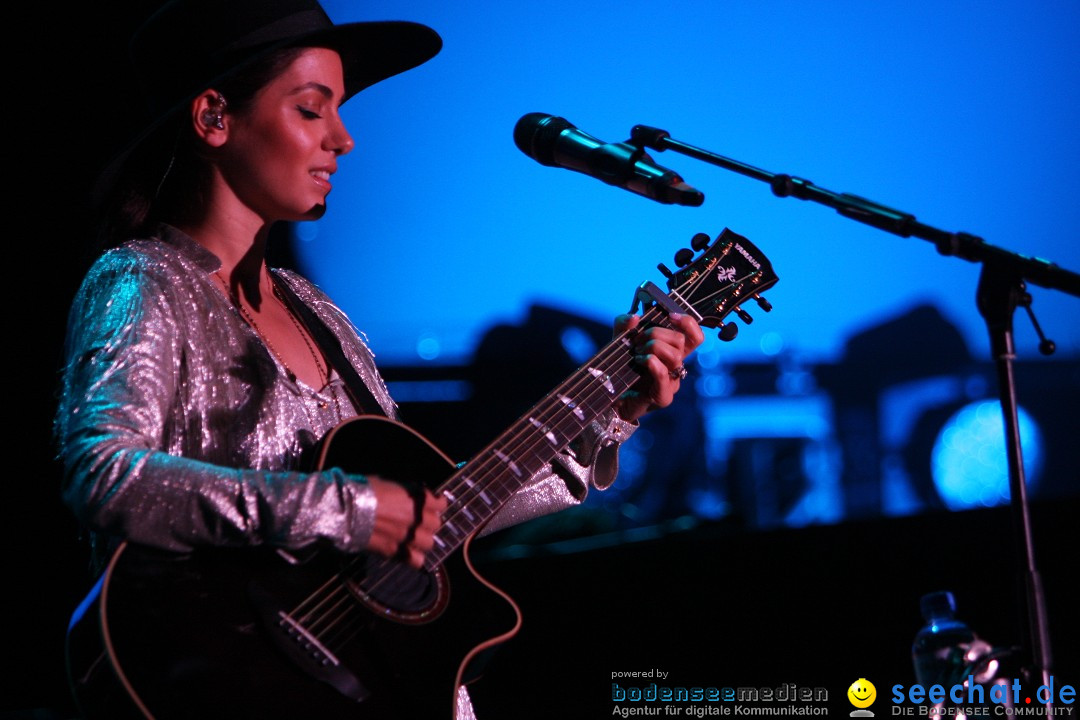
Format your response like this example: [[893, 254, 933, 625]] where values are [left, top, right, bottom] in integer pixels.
[[297, 105, 322, 119]]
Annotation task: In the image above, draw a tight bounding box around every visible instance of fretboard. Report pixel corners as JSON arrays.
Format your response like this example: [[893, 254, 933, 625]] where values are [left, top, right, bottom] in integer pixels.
[[425, 308, 669, 567]]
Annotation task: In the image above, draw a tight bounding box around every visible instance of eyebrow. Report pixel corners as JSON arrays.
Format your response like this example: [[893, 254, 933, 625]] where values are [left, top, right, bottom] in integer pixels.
[[288, 82, 335, 99]]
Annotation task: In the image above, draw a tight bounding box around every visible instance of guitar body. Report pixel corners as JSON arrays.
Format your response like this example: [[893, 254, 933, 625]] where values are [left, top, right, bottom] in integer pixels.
[[67, 417, 521, 720]]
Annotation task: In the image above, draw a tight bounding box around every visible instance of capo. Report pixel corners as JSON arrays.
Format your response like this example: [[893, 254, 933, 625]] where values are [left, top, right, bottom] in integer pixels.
[[630, 281, 703, 322]]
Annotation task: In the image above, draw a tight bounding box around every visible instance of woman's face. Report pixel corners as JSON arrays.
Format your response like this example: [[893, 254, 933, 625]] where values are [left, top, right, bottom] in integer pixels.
[[217, 47, 354, 222]]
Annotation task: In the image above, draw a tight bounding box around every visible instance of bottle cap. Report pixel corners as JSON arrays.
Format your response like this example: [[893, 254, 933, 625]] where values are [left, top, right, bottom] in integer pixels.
[[920, 591, 957, 621]]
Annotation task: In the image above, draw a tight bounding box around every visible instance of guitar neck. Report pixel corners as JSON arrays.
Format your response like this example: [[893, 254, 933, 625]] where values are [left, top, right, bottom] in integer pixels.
[[426, 307, 668, 566], [424, 227, 779, 568]]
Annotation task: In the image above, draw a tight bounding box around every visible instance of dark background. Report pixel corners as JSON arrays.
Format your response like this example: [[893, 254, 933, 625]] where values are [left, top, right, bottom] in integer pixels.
[[8, 2, 1077, 718]]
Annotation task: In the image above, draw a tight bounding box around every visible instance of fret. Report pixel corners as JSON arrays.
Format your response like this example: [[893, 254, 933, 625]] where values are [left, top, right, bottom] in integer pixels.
[[557, 394, 586, 421], [492, 449, 523, 477], [527, 416, 561, 447], [586, 367, 616, 395]]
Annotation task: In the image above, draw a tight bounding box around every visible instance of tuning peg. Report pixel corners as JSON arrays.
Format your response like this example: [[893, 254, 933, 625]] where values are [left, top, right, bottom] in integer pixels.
[[718, 322, 739, 342], [674, 248, 695, 267], [657, 263, 674, 279], [753, 294, 773, 312], [734, 307, 753, 324], [691, 232, 711, 251]]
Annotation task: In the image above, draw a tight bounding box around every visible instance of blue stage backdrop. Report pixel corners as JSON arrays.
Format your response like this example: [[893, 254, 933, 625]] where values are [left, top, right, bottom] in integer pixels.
[[286, 2, 1079, 530], [296, 0, 1079, 367]]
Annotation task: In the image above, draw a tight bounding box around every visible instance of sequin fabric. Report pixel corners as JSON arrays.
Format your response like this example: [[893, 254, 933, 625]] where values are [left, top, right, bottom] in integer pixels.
[[55, 223, 634, 557], [55, 224, 635, 718]]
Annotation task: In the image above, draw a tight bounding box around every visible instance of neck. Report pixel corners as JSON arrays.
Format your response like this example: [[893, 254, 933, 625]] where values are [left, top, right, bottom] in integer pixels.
[[174, 189, 275, 282], [173, 197, 279, 311]]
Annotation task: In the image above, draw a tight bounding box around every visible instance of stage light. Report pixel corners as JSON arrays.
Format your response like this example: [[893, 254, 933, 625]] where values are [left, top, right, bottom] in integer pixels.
[[559, 325, 598, 364], [930, 400, 1044, 510], [416, 332, 442, 361]]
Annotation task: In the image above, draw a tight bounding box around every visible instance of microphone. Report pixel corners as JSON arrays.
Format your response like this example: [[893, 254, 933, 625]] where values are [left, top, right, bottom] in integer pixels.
[[513, 112, 704, 206]]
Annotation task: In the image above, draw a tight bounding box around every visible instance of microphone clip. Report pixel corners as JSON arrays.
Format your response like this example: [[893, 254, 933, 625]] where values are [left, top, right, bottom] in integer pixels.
[[628, 125, 672, 152]]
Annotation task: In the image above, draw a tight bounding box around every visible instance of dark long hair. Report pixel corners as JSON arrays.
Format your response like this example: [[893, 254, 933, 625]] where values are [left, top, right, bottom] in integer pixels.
[[95, 46, 308, 250]]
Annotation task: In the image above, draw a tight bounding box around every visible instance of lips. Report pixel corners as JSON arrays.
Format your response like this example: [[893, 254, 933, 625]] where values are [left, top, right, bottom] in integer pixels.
[[310, 168, 334, 191]]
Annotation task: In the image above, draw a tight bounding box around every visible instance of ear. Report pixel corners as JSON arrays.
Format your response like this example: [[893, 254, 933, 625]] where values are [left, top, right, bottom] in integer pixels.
[[190, 90, 229, 147]]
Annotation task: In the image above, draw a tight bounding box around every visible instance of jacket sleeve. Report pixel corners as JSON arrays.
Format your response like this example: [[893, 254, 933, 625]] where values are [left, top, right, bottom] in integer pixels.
[[54, 251, 377, 555], [285, 273, 640, 539], [278, 269, 639, 538], [475, 410, 637, 536]]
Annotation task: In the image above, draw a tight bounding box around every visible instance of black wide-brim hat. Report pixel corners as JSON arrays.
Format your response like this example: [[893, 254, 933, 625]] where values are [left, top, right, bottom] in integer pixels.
[[95, 0, 441, 201]]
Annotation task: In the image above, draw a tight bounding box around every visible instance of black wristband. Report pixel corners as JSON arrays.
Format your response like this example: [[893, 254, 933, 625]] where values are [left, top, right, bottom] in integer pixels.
[[394, 480, 427, 562]]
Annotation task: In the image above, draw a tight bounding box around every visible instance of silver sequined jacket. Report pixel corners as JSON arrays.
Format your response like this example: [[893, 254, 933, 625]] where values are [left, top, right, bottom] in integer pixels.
[[55, 224, 634, 557]]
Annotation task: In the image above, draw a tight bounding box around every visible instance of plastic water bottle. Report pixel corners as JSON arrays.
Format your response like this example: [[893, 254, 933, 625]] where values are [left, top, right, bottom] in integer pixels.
[[912, 591, 976, 686]]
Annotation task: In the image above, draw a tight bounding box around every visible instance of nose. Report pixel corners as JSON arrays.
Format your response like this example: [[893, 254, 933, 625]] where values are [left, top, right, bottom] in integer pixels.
[[327, 114, 354, 156]]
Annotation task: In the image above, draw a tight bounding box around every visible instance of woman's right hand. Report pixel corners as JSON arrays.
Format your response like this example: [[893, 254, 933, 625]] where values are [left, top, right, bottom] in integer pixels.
[[366, 477, 447, 568]]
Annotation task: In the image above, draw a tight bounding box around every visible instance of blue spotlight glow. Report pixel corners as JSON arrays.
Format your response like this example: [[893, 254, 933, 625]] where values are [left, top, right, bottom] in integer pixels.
[[560, 326, 598, 364], [294, 222, 319, 243], [930, 401, 1043, 510], [759, 332, 784, 357], [416, 332, 442, 361]]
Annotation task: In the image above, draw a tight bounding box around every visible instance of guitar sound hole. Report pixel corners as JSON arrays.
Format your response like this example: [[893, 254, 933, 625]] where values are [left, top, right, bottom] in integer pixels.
[[344, 555, 440, 616]]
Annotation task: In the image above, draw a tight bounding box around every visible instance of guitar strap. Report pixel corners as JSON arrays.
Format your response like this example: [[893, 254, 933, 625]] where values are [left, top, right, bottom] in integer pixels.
[[272, 277, 387, 418]]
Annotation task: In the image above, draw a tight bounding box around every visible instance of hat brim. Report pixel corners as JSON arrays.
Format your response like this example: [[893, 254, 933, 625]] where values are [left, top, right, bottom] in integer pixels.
[[94, 20, 441, 204]]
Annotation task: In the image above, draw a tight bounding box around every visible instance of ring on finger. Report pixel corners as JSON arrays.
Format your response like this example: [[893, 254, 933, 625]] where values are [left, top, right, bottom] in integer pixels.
[[668, 365, 688, 381]]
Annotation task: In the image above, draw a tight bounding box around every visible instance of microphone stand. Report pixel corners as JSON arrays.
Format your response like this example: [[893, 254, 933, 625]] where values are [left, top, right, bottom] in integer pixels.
[[626, 124, 1080, 705]]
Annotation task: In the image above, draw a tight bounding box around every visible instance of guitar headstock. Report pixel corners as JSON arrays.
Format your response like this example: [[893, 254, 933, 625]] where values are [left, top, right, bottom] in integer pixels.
[[644, 228, 779, 342]]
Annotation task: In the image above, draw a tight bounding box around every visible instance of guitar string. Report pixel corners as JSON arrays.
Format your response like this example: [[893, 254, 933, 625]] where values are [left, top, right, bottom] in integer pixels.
[[299, 272, 772, 651], [293, 314, 658, 642], [429, 308, 665, 529], [376, 307, 658, 550], [303, 596, 356, 644], [419, 248, 777, 547], [290, 264, 749, 646], [383, 265, 775, 569], [290, 313, 661, 644], [280, 563, 362, 638], [288, 260, 771, 648], [423, 263, 775, 543], [359, 310, 655, 552], [319, 594, 381, 650], [302, 373, 647, 645], [288, 264, 738, 644], [315, 268, 776, 647], [295, 292, 694, 644], [310, 269, 779, 647]]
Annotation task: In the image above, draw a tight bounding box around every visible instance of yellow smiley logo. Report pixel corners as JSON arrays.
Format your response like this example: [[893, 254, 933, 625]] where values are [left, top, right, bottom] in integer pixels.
[[847, 678, 876, 708]]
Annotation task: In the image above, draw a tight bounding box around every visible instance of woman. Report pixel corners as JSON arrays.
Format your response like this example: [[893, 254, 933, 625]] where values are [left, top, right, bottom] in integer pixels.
[[56, 0, 702, 717]]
